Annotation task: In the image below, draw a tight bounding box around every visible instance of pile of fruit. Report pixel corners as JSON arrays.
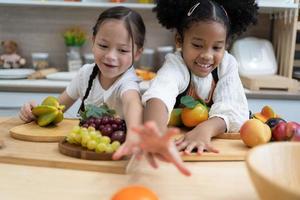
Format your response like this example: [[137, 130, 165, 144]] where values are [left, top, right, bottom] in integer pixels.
[[135, 69, 156, 81], [240, 106, 300, 147], [66, 104, 127, 154], [32, 96, 65, 127], [66, 126, 121, 153]]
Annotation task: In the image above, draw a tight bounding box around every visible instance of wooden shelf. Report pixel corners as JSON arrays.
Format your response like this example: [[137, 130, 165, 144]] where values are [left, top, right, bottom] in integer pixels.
[[0, 0, 297, 11], [0, 0, 155, 9]]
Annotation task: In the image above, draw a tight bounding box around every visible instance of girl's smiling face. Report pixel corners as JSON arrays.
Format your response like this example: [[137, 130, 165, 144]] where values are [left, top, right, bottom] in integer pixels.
[[92, 19, 141, 85], [177, 21, 226, 77]]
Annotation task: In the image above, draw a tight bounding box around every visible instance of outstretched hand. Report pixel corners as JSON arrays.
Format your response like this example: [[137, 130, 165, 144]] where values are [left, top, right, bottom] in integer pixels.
[[132, 121, 191, 176], [113, 121, 191, 176]]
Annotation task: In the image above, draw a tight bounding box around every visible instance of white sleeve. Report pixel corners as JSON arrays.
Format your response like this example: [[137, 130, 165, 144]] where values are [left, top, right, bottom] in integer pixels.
[[142, 52, 189, 115], [119, 80, 140, 97], [209, 53, 249, 132]]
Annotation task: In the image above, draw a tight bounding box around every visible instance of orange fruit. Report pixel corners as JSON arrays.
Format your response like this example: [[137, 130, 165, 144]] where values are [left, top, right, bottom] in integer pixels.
[[111, 185, 159, 200], [181, 103, 208, 127]]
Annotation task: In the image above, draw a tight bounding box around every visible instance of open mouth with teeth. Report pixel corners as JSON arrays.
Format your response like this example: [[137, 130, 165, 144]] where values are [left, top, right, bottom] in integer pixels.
[[194, 62, 213, 72], [103, 63, 118, 68]]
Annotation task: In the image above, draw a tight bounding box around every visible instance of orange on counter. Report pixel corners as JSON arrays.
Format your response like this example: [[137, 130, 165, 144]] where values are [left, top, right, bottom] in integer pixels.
[[112, 185, 159, 200], [181, 103, 208, 128]]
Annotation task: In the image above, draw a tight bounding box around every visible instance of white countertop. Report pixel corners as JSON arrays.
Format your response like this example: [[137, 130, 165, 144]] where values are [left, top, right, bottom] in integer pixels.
[[0, 79, 151, 94], [0, 78, 299, 100]]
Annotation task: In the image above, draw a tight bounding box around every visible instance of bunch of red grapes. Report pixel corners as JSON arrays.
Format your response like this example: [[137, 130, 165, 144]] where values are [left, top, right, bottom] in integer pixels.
[[80, 116, 126, 143]]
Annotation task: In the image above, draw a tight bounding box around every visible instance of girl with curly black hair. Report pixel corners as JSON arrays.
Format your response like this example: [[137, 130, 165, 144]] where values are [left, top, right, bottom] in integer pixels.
[[128, 0, 258, 175]]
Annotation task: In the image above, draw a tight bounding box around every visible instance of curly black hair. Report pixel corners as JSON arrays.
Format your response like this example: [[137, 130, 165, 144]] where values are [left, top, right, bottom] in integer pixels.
[[153, 0, 258, 41]]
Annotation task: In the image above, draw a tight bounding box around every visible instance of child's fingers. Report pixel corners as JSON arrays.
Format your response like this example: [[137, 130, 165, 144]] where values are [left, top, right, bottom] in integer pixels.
[[18, 112, 29, 123], [166, 147, 191, 176], [154, 153, 169, 162], [19, 106, 33, 123], [206, 144, 219, 154], [135, 150, 144, 160], [163, 128, 179, 141], [176, 141, 188, 151], [145, 153, 158, 169], [131, 126, 144, 135], [23, 103, 36, 120], [184, 142, 197, 155], [175, 136, 185, 145], [29, 101, 37, 107], [144, 121, 161, 136], [197, 145, 205, 155], [112, 145, 129, 160]]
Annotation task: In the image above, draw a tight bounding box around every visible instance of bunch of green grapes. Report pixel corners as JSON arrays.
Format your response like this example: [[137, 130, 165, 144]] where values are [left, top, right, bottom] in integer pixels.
[[66, 126, 121, 154]]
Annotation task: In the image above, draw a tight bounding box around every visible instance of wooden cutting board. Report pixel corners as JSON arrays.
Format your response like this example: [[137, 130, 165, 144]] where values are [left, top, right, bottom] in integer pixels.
[[10, 119, 79, 142], [181, 139, 248, 161], [0, 118, 128, 174], [176, 131, 246, 161]]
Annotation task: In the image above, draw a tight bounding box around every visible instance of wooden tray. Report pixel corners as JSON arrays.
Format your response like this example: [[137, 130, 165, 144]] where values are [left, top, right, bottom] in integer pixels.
[[59, 139, 118, 161], [0, 118, 128, 174], [10, 119, 79, 142]]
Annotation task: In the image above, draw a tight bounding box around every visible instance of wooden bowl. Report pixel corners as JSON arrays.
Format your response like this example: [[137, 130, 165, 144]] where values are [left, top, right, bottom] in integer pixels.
[[246, 142, 300, 200], [59, 139, 118, 161]]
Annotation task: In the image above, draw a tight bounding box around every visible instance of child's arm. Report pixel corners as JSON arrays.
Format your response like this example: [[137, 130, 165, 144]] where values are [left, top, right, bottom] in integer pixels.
[[113, 90, 143, 159], [176, 117, 226, 154], [121, 90, 143, 130], [58, 90, 77, 111], [144, 98, 169, 133], [139, 98, 191, 176]]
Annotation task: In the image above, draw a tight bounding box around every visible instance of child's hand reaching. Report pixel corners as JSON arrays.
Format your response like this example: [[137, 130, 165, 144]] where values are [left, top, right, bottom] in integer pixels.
[[112, 129, 141, 161], [132, 121, 191, 176], [176, 129, 219, 155], [19, 101, 37, 123]]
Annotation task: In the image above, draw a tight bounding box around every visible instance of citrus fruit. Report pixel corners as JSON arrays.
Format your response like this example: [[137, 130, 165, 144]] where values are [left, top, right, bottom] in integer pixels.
[[112, 185, 158, 200], [181, 103, 208, 127]]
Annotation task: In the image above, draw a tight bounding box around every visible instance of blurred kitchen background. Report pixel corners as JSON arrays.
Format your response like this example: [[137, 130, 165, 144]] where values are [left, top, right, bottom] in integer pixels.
[[0, 0, 300, 120]]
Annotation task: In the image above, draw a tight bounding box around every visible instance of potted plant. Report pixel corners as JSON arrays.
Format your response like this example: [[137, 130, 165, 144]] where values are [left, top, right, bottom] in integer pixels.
[[63, 27, 87, 71]]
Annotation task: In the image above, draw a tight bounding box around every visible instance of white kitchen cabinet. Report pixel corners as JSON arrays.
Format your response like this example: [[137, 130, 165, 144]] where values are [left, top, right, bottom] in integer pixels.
[[0, 92, 80, 117]]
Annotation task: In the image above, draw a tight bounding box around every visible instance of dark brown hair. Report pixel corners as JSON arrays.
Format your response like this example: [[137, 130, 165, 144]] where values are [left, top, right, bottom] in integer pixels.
[[79, 6, 146, 113]]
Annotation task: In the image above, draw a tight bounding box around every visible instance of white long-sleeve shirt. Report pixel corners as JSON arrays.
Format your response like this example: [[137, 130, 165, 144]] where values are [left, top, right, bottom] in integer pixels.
[[142, 51, 249, 132]]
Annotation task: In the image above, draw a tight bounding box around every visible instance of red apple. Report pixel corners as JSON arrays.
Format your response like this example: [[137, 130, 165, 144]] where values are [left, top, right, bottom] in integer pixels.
[[272, 121, 287, 141], [285, 122, 300, 139], [291, 128, 300, 141], [272, 121, 300, 141]]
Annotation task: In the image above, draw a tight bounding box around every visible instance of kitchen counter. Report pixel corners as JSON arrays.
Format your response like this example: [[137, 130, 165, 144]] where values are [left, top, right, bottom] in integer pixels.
[[1, 79, 300, 99], [0, 118, 258, 200], [0, 161, 258, 200], [0, 79, 69, 93]]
